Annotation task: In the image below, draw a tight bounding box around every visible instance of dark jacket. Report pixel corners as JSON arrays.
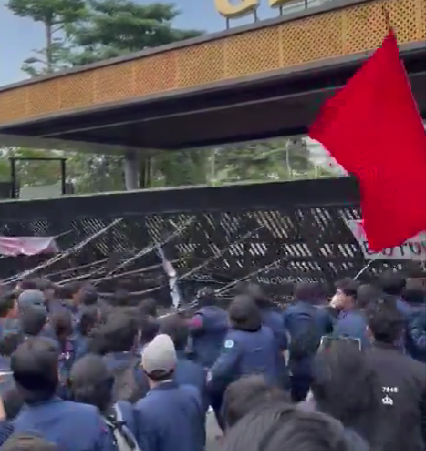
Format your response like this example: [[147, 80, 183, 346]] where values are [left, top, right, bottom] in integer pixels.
[[209, 326, 279, 393], [333, 309, 370, 350], [135, 381, 205, 451], [0, 421, 14, 446], [13, 397, 116, 451], [366, 342, 426, 451], [407, 308, 426, 363], [189, 306, 228, 369], [173, 351, 207, 409]]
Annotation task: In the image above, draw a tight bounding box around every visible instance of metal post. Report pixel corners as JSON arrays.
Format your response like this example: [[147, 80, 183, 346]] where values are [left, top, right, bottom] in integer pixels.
[[10, 158, 17, 199], [123, 151, 140, 190], [60, 158, 67, 195]]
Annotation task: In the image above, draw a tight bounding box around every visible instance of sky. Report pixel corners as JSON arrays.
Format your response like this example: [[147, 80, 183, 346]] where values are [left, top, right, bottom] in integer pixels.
[[0, 0, 280, 86]]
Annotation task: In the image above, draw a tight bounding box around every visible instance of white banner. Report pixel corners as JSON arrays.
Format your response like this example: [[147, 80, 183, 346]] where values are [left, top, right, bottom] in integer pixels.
[[345, 219, 426, 260]]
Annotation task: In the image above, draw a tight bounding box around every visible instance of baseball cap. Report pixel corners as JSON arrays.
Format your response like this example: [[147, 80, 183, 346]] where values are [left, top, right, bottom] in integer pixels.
[[141, 334, 177, 375], [18, 290, 46, 312]]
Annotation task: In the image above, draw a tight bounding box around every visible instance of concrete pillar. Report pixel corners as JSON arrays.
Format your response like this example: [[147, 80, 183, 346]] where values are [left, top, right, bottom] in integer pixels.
[[123, 151, 139, 190]]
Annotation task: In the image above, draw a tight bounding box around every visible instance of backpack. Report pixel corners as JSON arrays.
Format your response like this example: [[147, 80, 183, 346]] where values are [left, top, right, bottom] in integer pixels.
[[288, 312, 321, 360], [111, 359, 144, 404], [104, 405, 141, 451]]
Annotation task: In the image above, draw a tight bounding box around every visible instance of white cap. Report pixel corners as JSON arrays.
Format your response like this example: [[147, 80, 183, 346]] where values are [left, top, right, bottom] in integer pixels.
[[141, 334, 177, 375]]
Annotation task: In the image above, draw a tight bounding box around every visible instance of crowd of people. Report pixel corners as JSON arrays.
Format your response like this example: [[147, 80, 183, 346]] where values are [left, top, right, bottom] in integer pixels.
[[0, 269, 424, 451]]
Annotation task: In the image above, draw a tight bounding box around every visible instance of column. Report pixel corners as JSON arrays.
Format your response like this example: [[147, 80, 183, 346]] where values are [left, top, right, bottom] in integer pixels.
[[123, 151, 139, 190]]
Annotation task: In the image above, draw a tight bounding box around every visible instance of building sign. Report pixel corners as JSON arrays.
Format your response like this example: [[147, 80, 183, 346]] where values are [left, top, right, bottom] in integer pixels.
[[214, 0, 292, 19], [345, 219, 426, 260]]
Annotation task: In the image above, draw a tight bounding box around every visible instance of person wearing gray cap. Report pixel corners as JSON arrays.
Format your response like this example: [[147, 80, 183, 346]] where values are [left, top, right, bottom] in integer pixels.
[[134, 334, 205, 451]]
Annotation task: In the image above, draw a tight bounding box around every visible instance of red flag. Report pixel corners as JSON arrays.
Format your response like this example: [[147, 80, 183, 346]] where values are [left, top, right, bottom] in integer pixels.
[[309, 31, 426, 251]]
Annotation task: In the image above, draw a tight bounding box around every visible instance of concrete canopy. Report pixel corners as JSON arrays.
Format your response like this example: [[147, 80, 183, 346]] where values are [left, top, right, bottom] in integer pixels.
[[0, 0, 425, 153]]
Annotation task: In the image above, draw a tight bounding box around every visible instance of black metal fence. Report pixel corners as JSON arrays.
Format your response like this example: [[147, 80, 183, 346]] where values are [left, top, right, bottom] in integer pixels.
[[0, 178, 418, 305]]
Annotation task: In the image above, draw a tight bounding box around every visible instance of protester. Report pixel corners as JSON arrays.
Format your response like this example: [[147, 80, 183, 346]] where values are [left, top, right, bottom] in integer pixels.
[[11, 337, 116, 451], [221, 375, 289, 429], [97, 313, 149, 403], [365, 296, 426, 451], [305, 338, 381, 446], [284, 282, 333, 401], [135, 334, 205, 451], [221, 401, 363, 451], [70, 354, 138, 440], [188, 287, 228, 370], [0, 292, 19, 338], [159, 314, 207, 404], [331, 279, 372, 349]]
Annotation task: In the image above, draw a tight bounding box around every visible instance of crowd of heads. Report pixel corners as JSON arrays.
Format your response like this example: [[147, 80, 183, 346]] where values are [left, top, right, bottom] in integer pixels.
[[0, 267, 423, 451]]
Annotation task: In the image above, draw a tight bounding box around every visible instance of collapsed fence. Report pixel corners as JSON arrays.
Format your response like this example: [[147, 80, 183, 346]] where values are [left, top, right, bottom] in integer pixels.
[[0, 177, 423, 306]]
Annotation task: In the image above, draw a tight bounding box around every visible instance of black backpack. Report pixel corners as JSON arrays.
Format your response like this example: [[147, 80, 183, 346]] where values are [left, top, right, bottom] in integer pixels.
[[111, 359, 146, 404], [289, 312, 321, 360]]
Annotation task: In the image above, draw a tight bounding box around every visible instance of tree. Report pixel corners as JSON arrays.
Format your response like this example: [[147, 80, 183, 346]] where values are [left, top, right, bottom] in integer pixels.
[[65, 0, 202, 65], [6, 0, 87, 76]]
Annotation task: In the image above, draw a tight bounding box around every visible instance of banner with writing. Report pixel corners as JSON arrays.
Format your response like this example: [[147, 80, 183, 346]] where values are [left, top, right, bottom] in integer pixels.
[[345, 219, 426, 260]]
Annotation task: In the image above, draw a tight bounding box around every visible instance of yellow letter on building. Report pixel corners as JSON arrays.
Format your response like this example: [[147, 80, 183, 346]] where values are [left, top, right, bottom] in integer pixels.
[[214, 0, 259, 19]]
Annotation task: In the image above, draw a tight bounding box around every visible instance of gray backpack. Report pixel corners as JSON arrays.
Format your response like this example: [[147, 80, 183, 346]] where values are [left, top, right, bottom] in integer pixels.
[[104, 404, 141, 451]]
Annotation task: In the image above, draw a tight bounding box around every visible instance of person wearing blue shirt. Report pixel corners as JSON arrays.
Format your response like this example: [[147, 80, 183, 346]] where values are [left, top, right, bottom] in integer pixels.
[[11, 337, 116, 451], [332, 279, 370, 350], [284, 282, 334, 401], [159, 314, 207, 408], [135, 334, 205, 451]]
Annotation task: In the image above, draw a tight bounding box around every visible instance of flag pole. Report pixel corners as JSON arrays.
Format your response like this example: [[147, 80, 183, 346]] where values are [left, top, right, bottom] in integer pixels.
[[381, 5, 392, 33]]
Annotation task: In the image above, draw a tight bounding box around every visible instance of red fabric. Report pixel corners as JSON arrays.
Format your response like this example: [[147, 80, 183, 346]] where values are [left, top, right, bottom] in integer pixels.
[[309, 31, 426, 251]]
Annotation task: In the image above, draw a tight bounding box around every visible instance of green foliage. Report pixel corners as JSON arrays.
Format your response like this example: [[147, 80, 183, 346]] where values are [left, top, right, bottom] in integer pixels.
[[6, 0, 338, 193], [7, 0, 87, 74], [64, 0, 202, 65]]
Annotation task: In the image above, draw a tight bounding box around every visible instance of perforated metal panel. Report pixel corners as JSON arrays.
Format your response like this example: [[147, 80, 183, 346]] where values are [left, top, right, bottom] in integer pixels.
[[0, 180, 421, 303], [0, 0, 424, 124]]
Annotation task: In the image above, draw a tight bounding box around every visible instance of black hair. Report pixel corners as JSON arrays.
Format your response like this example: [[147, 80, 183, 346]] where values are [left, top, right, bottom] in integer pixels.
[[139, 298, 158, 317], [2, 434, 58, 451], [356, 284, 382, 310], [70, 354, 113, 414], [335, 279, 360, 299], [78, 306, 99, 337], [367, 295, 405, 344], [159, 315, 188, 351], [11, 337, 59, 404], [293, 282, 321, 302], [95, 312, 139, 353], [221, 401, 351, 451], [49, 309, 73, 347], [0, 332, 24, 357], [312, 339, 381, 443], [35, 279, 55, 292], [21, 308, 47, 337], [80, 288, 98, 306], [114, 289, 130, 307], [228, 295, 261, 332], [3, 386, 24, 420], [139, 316, 160, 345], [60, 282, 84, 299], [17, 279, 38, 291], [146, 369, 174, 382], [222, 375, 290, 428], [0, 295, 16, 318], [378, 270, 406, 296]]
